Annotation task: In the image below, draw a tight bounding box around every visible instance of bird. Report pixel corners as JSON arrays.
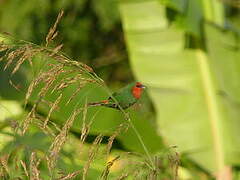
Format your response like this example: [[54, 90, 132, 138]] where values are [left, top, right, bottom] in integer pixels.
[[88, 82, 146, 110]]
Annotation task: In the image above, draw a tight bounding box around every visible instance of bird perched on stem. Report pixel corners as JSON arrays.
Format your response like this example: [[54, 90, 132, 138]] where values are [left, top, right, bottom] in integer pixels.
[[88, 82, 146, 110]]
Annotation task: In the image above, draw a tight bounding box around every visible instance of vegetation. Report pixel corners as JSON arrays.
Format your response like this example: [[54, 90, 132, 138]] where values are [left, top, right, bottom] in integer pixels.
[[1, 0, 240, 179]]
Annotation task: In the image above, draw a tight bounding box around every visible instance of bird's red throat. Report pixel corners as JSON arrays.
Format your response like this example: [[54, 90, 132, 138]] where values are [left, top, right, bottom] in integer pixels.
[[132, 86, 143, 99]]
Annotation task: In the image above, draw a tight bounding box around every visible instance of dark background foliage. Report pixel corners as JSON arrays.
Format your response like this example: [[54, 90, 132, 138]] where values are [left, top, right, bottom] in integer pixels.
[[0, 0, 133, 85]]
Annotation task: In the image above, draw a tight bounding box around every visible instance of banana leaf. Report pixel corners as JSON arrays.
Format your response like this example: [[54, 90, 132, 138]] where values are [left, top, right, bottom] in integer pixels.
[[119, 0, 240, 174]]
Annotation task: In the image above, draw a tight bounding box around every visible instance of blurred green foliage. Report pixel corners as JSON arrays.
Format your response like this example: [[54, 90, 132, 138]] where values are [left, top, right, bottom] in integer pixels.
[[120, 0, 240, 178], [0, 0, 132, 84]]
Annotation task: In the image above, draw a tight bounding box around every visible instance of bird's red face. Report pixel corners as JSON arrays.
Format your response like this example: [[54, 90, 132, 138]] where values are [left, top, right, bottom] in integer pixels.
[[132, 82, 145, 99]]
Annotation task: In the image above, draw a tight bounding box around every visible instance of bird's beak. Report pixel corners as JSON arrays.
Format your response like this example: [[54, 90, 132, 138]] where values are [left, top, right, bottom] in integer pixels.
[[140, 84, 146, 89]]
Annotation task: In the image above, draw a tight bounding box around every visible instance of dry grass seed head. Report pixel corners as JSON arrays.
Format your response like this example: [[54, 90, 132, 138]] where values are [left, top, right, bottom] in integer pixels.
[[25, 63, 64, 106], [66, 83, 85, 105], [25, 66, 56, 107], [20, 160, 29, 178], [48, 120, 62, 133], [2, 44, 45, 73], [11, 45, 33, 75], [49, 44, 64, 57], [30, 152, 41, 180], [24, 63, 65, 113], [9, 119, 19, 132], [0, 43, 10, 52], [22, 103, 37, 135], [25, 72, 44, 106], [106, 123, 128, 156], [80, 102, 88, 141], [35, 114, 62, 136], [100, 155, 120, 180], [116, 173, 129, 180], [56, 170, 81, 180], [147, 171, 158, 180], [12, 46, 45, 75], [0, 51, 10, 63], [0, 155, 9, 175], [0, 56, 4, 62], [79, 100, 104, 150], [53, 55, 93, 73], [168, 151, 180, 180], [9, 79, 21, 92], [43, 93, 63, 128], [46, 10, 64, 46], [48, 109, 80, 171], [148, 157, 166, 180], [4, 46, 26, 70], [80, 121, 91, 145], [38, 64, 65, 98], [51, 65, 96, 91], [79, 103, 93, 153], [33, 115, 56, 137], [51, 74, 82, 93], [82, 134, 103, 180]]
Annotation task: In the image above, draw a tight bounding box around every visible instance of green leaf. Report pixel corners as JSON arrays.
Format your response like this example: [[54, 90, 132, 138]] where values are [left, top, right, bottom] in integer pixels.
[[0, 62, 28, 100], [205, 24, 240, 165], [0, 33, 162, 155], [1, 132, 50, 154], [184, 0, 203, 35], [119, 0, 240, 175], [201, 0, 224, 26], [0, 100, 23, 122]]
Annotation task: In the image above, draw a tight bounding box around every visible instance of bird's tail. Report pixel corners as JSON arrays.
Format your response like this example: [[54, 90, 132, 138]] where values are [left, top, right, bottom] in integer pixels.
[[87, 100, 109, 107]]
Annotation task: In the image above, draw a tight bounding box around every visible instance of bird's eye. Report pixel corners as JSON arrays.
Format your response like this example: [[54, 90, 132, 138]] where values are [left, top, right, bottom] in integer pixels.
[[136, 83, 145, 88]]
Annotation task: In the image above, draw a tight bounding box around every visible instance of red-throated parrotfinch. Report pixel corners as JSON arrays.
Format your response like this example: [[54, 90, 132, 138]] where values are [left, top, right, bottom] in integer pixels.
[[88, 82, 145, 110]]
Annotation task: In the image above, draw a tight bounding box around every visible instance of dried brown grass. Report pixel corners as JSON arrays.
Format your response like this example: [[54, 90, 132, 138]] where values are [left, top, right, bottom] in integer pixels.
[[0, 155, 9, 175], [106, 123, 129, 156], [46, 10, 64, 47], [80, 102, 91, 144], [20, 160, 29, 178], [48, 109, 81, 172], [82, 134, 103, 180], [30, 152, 41, 180], [56, 170, 81, 180], [100, 155, 120, 180], [43, 93, 62, 128]]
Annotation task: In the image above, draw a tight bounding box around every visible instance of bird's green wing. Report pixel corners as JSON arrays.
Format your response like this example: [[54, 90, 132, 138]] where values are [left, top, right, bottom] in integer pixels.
[[111, 83, 138, 109]]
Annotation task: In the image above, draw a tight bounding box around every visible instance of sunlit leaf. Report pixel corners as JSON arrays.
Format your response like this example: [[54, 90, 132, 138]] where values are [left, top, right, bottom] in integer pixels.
[[119, 0, 240, 176]]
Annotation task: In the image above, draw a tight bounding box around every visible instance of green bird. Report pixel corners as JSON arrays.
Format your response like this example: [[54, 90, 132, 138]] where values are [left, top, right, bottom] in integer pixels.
[[88, 82, 146, 110]]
